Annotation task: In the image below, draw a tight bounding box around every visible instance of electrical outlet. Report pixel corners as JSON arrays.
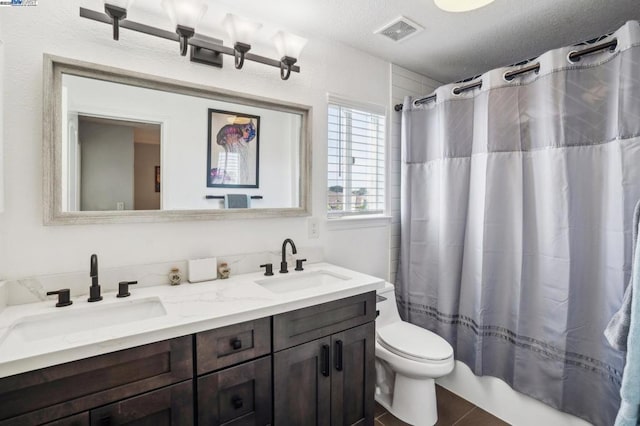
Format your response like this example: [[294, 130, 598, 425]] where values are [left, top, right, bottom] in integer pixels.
[[116, 201, 125, 210], [308, 217, 320, 239]]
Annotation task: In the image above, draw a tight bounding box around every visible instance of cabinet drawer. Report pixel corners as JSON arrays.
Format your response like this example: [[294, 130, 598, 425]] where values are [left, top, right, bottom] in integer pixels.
[[196, 317, 271, 375], [43, 412, 89, 426], [90, 380, 193, 425], [198, 356, 272, 426], [273, 292, 376, 351], [0, 336, 193, 426]]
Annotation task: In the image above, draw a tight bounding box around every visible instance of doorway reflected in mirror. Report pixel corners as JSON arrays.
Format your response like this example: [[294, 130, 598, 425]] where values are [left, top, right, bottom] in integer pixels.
[[72, 115, 161, 211]]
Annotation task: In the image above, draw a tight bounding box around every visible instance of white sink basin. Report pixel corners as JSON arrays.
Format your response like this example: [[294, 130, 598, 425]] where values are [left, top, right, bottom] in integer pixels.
[[2, 297, 166, 344], [256, 270, 350, 293]]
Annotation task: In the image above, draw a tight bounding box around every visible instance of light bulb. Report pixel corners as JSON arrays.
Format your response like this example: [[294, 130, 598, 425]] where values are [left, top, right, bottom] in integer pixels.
[[222, 14, 262, 45], [161, 0, 208, 29], [272, 30, 307, 60]]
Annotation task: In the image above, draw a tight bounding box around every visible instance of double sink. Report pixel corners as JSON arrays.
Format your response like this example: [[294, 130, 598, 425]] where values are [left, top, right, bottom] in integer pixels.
[[0, 269, 350, 349]]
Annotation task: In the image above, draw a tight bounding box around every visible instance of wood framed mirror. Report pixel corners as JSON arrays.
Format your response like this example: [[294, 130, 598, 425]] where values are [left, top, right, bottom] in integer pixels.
[[43, 55, 311, 225]]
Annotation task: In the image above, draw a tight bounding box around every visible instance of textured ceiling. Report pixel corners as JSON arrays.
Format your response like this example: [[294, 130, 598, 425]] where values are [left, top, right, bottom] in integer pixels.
[[83, 0, 640, 83]]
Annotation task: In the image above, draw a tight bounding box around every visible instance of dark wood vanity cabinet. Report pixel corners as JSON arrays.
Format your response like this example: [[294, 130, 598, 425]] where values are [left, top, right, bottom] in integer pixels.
[[196, 317, 271, 374], [195, 317, 273, 426], [40, 382, 194, 426], [42, 413, 89, 426], [0, 336, 193, 426], [90, 381, 194, 425], [330, 323, 376, 426], [0, 291, 376, 426], [273, 292, 377, 426], [198, 356, 272, 425]]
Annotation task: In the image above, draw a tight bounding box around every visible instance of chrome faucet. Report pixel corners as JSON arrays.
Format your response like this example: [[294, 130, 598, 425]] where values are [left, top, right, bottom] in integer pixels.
[[280, 238, 297, 273], [88, 254, 103, 302]]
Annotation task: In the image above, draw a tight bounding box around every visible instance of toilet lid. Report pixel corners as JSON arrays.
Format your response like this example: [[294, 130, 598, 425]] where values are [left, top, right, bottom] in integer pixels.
[[377, 322, 453, 361]]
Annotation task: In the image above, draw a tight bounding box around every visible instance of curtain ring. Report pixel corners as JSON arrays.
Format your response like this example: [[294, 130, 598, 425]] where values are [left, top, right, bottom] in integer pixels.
[[567, 50, 579, 64]]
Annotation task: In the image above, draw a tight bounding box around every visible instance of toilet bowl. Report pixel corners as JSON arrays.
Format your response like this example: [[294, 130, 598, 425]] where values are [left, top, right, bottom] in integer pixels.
[[375, 283, 454, 426]]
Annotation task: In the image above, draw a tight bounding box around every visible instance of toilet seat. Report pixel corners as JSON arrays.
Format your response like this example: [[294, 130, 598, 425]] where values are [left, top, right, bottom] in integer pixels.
[[377, 322, 453, 363]]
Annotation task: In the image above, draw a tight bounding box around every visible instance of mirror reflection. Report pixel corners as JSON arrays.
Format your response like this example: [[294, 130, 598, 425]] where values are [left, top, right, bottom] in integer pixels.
[[61, 74, 302, 212], [72, 116, 161, 211]]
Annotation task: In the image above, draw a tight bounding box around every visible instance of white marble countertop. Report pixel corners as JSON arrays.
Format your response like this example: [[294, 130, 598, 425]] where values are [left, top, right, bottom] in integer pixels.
[[0, 263, 384, 378]]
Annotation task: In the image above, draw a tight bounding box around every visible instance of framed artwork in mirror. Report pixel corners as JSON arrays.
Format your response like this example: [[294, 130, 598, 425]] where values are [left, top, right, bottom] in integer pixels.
[[207, 108, 260, 188]]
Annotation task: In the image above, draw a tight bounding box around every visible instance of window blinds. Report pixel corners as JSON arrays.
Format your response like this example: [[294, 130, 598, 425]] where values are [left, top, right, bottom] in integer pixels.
[[327, 102, 386, 217]]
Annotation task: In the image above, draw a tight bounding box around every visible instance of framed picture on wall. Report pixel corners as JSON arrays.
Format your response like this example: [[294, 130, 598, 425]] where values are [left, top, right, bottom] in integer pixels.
[[207, 108, 260, 188]]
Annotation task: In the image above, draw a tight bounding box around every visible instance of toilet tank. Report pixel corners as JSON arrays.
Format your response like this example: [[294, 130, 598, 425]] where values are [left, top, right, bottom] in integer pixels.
[[376, 282, 402, 328]]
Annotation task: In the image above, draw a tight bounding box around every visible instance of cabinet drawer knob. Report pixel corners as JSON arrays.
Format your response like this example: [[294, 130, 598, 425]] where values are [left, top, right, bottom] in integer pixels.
[[232, 395, 244, 409], [231, 338, 242, 350]]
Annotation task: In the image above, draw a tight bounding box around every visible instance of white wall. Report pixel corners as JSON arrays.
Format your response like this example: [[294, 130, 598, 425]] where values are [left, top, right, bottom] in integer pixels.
[[0, 0, 390, 280], [325, 219, 391, 280]]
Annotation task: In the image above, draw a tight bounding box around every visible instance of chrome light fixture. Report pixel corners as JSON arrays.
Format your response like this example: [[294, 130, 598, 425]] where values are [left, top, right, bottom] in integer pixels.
[[222, 14, 262, 69], [79, 1, 306, 80], [272, 31, 308, 80], [161, 0, 208, 56]]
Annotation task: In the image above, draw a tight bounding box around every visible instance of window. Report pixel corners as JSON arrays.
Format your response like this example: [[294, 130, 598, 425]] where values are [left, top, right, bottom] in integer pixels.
[[327, 98, 386, 217]]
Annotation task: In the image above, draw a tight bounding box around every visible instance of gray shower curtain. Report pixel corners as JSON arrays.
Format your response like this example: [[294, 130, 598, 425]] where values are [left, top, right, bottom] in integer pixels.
[[397, 21, 640, 426]]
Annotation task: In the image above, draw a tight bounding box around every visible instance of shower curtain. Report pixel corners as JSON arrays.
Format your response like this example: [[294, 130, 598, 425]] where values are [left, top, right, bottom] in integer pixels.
[[397, 21, 640, 426]]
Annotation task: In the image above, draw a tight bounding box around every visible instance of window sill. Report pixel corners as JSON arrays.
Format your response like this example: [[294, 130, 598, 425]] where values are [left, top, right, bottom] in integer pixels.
[[326, 214, 392, 231]]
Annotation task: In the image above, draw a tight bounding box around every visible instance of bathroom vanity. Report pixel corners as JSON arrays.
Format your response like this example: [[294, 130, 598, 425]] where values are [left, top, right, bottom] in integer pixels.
[[0, 263, 383, 425]]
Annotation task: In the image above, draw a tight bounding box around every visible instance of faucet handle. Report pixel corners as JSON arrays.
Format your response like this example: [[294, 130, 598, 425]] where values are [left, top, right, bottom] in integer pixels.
[[46, 289, 73, 307], [117, 281, 138, 298], [295, 259, 307, 271], [259, 263, 274, 276]]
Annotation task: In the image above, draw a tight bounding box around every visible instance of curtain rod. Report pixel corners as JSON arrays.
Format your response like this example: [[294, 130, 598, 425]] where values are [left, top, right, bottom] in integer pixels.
[[394, 37, 618, 112]]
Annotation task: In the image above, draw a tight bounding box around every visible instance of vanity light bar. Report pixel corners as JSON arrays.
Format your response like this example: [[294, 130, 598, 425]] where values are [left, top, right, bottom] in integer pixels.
[[79, 7, 301, 78]]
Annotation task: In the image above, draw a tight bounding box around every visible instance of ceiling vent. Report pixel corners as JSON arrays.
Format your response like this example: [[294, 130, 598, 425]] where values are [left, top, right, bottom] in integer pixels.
[[375, 16, 424, 42]]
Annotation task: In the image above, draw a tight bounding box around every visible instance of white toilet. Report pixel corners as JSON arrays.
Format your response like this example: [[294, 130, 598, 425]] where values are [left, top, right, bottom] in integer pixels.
[[375, 282, 455, 426]]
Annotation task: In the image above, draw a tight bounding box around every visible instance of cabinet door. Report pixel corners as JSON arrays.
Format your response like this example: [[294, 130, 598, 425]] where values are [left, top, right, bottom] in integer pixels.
[[0, 336, 192, 425], [330, 323, 376, 426], [198, 356, 272, 426], [89, 381, 193, 426], [273, 337, 331, 426]]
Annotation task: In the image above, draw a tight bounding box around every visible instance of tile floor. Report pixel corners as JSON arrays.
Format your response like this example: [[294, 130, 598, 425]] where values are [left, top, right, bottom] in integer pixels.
[[374, 385, 511, 426]]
